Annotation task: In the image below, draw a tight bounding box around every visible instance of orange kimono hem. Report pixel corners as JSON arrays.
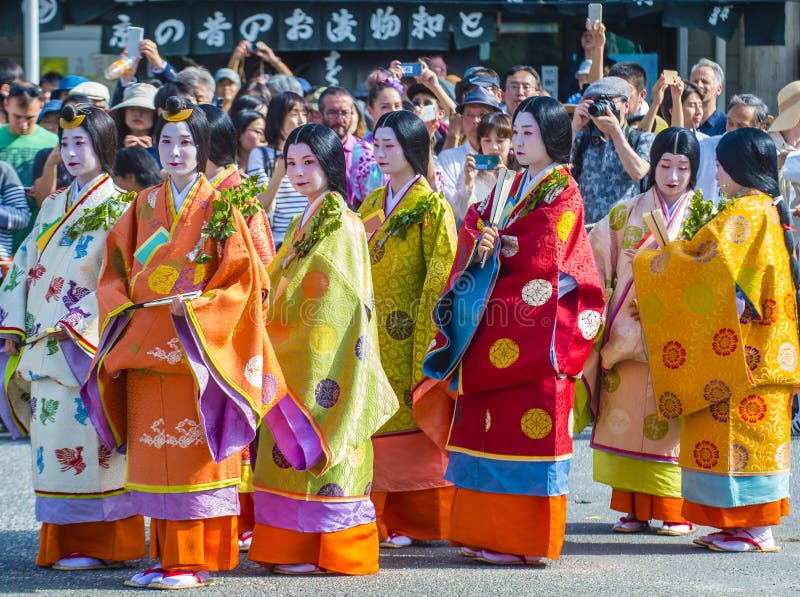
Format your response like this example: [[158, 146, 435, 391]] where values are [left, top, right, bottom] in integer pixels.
[[248, 522, 379, 575], [36, 516, 146, 567], [610, 489, 685, 523], [149, 516, 238, 571], [682, 498, 790, 529], [371, 486, 455, 541], [449, 488, 568, 560]]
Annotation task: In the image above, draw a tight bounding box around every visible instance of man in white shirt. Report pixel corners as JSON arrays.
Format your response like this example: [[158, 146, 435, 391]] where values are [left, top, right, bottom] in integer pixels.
[[437, 87, 501, 211]]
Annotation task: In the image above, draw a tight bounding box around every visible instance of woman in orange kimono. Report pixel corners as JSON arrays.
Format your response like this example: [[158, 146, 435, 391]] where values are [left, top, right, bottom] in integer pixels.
[[82, 97, 286, 588]]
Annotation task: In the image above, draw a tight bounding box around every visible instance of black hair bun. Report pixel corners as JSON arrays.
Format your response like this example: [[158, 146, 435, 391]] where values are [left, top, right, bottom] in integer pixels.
[[164, 96, 185, 114], [60, 103, 78, 122]]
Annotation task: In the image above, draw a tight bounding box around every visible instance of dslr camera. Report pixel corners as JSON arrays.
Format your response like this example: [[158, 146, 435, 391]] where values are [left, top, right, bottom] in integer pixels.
[[588, 95, 619, 118]]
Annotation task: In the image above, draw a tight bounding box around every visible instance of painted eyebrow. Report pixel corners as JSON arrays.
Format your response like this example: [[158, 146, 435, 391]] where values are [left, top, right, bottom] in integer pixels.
[[288, 154, 316, 160]]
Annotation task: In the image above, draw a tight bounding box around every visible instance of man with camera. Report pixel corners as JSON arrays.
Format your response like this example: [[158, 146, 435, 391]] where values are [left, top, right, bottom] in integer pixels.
[[571, 76, 653, 224]]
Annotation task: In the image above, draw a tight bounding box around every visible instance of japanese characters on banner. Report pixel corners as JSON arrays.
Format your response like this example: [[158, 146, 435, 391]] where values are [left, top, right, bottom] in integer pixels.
[[99, 4, 496, 56]]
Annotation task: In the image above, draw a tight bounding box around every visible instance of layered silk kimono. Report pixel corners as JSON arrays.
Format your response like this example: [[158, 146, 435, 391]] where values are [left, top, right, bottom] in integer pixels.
[[358, 176, 458, 542], [82, 174, 285, 570], [587, 188, 691, 522], [249, 192, 398, 575], [633, 190, 799, 527], [0, 173, 145, 565], [423, 165, 605, 559]]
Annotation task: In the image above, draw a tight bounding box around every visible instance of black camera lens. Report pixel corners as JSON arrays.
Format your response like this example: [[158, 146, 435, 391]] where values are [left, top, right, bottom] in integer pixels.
[[588, 99, 612, 117]]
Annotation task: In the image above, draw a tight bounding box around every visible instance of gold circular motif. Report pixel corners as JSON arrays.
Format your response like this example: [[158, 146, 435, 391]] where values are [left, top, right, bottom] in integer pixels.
[[557, 210, 577, 242], [488, 338, 520, 369], [147, 265, 179, 295], [520, 408, 553, 440], [310, 324, 338, 354]]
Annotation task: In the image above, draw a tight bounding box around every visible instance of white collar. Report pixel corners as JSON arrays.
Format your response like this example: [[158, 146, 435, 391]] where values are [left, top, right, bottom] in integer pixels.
[[519, 162, 558, 199], [170, 173, 200, 212], [70, 172, 105, 207], [385, 174, 420, 215]]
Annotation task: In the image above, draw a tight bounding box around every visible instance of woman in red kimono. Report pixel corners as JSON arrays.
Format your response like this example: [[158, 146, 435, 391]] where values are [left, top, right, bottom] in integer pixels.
[[422, 96, 605, 564]]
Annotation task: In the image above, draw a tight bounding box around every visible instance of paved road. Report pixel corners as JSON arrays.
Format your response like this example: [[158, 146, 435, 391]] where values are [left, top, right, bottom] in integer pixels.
[[1, 431, 798, 596]]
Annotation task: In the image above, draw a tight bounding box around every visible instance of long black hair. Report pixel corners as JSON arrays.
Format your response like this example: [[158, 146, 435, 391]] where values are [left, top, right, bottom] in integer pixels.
[[646, 127, 700, 191], [283, 123, 347, 198], [374, 110, 430, 177], [197, 104, 236, 168], [717, 127, 800, 323], [153, 96, 210, 172], [513, 96, 572, 164], [58, 103, 118, 174]]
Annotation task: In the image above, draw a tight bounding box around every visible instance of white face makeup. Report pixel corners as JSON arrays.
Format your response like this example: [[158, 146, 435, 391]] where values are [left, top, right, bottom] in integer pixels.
[[654, 152, 692, 203], [158, 121, 198, 180], [285, 142, 328, 202], [373, 126, 415, 181], [511, 111, 550, 170], [60, 126, 102, 185]]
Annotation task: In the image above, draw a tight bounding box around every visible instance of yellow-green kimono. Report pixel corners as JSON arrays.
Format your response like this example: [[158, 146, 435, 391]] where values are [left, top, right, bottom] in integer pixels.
[[633, 190, 800, 525], [358, 175, 457, 541]]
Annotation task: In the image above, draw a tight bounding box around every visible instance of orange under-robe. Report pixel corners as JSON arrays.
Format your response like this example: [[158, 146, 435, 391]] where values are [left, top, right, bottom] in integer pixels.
[[610, 490, 684, 524], [37, 517, 146, 567]]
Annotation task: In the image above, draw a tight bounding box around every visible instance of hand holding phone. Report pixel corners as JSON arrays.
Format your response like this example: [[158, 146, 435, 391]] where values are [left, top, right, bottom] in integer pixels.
[[588, 3, 603, 26], [662, 70, 680, 86], [400, 62, 423, 77], [474, 155, 500, 171], [126, 26, 144, 58], [420, 104, 437, 122]]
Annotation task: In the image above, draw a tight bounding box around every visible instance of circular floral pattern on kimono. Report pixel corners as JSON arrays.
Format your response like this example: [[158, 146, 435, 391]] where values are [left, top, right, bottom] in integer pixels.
[[725, 215, 752, 244], [621, 225, 643, 250], [578, 310, 602, 340], [606, 408, 631, 435], [684, 284, 714, 314], [485, 409, 492, 432], [777, 342, 799, 372], [649, 253, 670, 275], [601, 368, 621, 393], [736, 267, 758, 295], [738, 394, 767, 424], [712, 328, 738, 356], [520, 408, 553, 439], [386, 310, 414, 341], [521, 279, 553, 307], [315, 379, 341, 408], [608, 204, 627, 231], [658, 392, 683, 419], [243, 356, 263, 388], [744, 345, 761, 371], [760, 299, 778, 326], [301, 270, 330, 298], [775, 442, 790, 469], [261, 374, 278, 405], [557, 210, 577, 242], [272, 443, 292, 469], [662, 341, 686, 369], [703, 379, 732, 403], [363, 481, 373, 495], [730, 444, 749, 471], [693, 440, 720, 469], [317, 483, 345, 497], [269, 322, 292, 345], [642, 413, 669, 441], [639, 295, 663, 325], [370, 243, 385, 265], [693, 240, 718, 263], [500, 235, 519, 257], [739, 302, 756, 325], [710, 399, 729, 423], [488, 338, 520, 369], [785, 293, 797, 321], [348, 444, 366, 468], [310, 324, 338, 354], [355, 335, 368, 361], [147, 265, 179, 295]]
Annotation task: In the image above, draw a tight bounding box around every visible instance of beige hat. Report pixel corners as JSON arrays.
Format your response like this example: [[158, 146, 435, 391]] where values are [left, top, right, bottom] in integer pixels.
[[110, 83, 157, 112], [71, 81, 111, 104], [768, 81, 800, 133]]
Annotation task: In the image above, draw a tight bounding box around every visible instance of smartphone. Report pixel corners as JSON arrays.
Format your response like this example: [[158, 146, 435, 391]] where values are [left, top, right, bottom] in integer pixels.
[[663, 69, 680, 85], [474, 155, 500, 171], [250, 41, 259, 52], [588, 3, 603, 25], [420, 104, 437, 122], [400, 62, 423, 77], [126, 26, 144, 58]]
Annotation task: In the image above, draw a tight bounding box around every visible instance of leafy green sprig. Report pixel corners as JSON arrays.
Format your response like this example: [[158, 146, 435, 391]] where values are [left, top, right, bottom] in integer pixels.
[[514, 168, 568, 220], [679, 189, 736, 240], [291, 193, 342, 260], [66, 191, 136, 241], [381, 192, 441, 244]]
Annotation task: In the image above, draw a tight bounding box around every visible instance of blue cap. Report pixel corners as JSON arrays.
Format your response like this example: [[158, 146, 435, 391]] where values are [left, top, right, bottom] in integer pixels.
[[54, 75, 89, 95], [37, 99, 63, 122], [295, 76, 312, 95]]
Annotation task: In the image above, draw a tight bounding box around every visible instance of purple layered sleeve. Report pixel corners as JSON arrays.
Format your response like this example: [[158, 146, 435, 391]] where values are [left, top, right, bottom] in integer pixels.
[[263, 395, 324, 471], [0, 350, 23, 439], [172, 311, 257, 463]]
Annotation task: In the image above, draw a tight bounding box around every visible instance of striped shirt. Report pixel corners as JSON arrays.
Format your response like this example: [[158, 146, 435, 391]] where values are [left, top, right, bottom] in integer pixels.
[[247, 146, 307, 248], [0, 161, 32, 261]]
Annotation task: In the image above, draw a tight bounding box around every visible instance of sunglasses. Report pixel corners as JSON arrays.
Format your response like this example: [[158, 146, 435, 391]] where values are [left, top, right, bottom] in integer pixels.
[[9, 85, 42, 98], [412, 99, 435, 107]]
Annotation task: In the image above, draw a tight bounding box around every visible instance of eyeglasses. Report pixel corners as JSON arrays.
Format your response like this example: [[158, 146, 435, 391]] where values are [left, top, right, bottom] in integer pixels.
[[412, 99, 435, 107], [323, 110, 352, 120], [507, 83, 537, 92], [9, 84, 42, 98]]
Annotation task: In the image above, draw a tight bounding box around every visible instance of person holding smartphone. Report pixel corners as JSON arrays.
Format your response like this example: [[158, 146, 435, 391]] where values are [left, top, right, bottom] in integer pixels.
[[453, 112, 517, 226]]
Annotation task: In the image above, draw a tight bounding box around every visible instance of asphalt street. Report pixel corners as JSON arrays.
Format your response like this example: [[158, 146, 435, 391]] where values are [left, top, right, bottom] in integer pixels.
[[1, 430, 798, 596]]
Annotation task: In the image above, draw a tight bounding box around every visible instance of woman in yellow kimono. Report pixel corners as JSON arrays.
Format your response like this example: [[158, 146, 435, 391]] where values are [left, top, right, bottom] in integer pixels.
[[83, 97, 285, 588], [357, 110, 458, 548], [633, 128, 800, 552], [588, 128, 698, 535]]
